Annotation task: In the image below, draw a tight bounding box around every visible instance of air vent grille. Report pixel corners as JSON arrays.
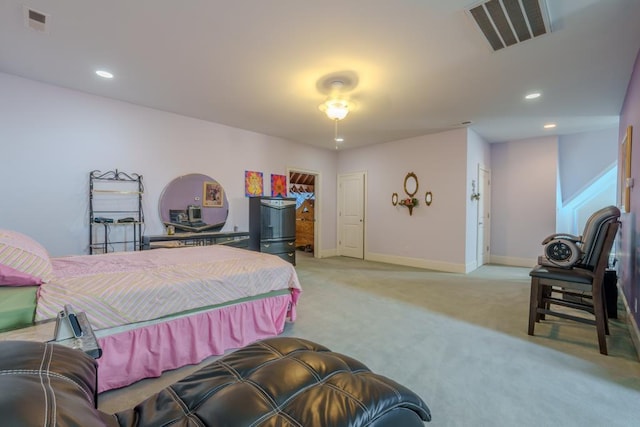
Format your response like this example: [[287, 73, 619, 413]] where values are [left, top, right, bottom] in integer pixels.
[[467, 0, 550, 51], [24, 6, 49, 33], [28, 9, 46, 24]]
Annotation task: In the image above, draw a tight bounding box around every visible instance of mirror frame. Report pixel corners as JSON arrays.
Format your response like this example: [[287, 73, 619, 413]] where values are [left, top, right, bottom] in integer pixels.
[[425, 191, 433, 206], [158, 173, 229, 230], [392, 192, 399, 206], [404, 172, 418, 197]]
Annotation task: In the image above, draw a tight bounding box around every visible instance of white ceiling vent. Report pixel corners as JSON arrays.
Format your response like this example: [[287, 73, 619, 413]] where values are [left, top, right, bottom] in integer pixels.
[[466, 0, 550, 51], [23, 6, 49, 33]]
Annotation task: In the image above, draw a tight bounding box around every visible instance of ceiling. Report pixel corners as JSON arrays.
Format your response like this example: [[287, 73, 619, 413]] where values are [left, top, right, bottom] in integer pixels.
[[289, 172, 315, 187], [1, 1, 639, 150]]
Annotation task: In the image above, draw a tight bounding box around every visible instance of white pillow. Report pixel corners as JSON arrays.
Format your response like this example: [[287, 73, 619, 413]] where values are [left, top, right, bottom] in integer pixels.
[[0, 230, 53, 284]]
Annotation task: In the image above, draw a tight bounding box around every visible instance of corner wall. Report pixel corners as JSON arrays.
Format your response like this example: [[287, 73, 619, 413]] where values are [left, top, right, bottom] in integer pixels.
[[337, 129, 469, 272], [489, 136, 558, 267], [558, 128, 618, 204], [466, 129, 491, 271]]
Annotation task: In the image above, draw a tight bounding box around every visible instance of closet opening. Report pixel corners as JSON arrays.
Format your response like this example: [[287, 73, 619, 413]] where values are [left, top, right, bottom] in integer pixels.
[[289, 170, 317, 257]]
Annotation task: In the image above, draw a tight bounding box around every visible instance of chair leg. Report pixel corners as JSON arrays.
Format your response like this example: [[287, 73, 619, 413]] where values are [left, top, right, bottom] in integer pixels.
[[592, 286, 608, 355], [599, 287, 610, 335], [540, 285, 551, 320], [528, 277, 542, 335]]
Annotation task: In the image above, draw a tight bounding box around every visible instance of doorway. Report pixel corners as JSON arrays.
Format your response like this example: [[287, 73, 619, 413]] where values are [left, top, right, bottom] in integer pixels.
[[476, 166, 491, 267], [289, 169, 319, 257]]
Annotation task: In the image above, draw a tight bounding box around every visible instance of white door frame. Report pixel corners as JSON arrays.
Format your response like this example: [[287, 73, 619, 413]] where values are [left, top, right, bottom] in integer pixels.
[[287, 167, 320, 258], [476, 165, 491, 267]]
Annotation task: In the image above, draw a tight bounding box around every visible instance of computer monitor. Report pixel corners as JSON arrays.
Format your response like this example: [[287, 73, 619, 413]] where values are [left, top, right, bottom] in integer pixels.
[[187, 205, 202, 223], [170, 209, 187, 223]]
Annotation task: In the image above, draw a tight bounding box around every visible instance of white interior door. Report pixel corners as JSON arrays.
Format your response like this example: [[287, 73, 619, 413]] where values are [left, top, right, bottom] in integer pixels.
[[338, 172, 365, 259], [477, 167, 491, 266]]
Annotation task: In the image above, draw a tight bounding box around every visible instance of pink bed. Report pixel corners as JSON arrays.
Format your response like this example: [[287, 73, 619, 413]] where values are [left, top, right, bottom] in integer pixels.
[[0, 229, 301, 392]]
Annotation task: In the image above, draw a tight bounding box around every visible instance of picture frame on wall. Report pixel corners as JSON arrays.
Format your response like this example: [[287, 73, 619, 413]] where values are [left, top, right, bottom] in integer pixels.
[[619, 125, 633, 213], [203, 181, 224, 207], [245, 170, 264, 197], [271, 174, 287, 197]]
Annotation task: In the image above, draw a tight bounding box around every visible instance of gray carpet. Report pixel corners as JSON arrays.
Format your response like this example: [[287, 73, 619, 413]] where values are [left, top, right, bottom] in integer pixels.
[[100, 254, 640, 426]]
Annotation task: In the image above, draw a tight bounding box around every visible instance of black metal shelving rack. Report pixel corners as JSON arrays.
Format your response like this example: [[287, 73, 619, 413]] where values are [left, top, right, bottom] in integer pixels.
[[89, 169, 144, 254]]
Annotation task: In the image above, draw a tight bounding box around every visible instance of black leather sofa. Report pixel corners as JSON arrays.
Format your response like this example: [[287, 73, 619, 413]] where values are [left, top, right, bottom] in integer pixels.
[[0, 337, 431, 426]]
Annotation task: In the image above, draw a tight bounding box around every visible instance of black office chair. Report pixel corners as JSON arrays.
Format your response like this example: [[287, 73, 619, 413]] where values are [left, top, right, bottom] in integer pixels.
[[528, 213, 620, 355]]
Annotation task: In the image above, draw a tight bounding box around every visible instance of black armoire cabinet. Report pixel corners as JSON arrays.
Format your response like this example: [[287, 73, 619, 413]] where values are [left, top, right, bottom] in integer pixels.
[[249, 197, 296, 265]]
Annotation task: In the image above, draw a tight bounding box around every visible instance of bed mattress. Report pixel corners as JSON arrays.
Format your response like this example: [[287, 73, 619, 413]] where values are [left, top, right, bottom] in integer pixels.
[[35, 245, 301, 330]]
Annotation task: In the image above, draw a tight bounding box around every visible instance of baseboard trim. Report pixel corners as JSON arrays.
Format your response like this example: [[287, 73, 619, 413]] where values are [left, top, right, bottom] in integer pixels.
[[318, 248, 338, 258], [365, 252, 466, 273], [620, 289, 640, 360], [490, 255, 536, 268], [465, 260, 478, 273]]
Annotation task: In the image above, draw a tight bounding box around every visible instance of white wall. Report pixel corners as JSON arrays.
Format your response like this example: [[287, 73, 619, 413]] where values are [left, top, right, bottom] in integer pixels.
[[0, 72, 338, 257], [558, 127, 618, 203], [556, 167, 617, 235], [0, 72, 618, 272], [490, 136, 558, 266], [465, 129, 491, 271], [337, 128, 469, 272]]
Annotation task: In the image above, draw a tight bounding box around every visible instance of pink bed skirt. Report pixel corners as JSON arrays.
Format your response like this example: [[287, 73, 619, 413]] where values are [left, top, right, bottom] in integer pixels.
[[96, 292, 297, 393]]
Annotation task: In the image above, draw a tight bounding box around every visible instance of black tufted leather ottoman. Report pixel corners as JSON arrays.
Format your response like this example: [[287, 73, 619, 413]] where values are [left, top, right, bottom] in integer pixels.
[[115, 337, 431, 426]]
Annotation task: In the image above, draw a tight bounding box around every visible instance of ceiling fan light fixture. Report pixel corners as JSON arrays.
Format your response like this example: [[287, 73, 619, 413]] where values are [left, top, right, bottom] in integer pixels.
[[321, 99, 350, 121]]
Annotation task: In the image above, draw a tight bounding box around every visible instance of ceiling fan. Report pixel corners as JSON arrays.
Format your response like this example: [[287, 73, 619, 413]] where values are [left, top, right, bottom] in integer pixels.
[[316, 72, 359, 147]]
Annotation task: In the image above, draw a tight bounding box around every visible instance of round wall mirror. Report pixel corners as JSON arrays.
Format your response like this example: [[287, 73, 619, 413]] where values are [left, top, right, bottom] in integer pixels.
[[159, 173, 229, 232], [404, 172, 418, 197]]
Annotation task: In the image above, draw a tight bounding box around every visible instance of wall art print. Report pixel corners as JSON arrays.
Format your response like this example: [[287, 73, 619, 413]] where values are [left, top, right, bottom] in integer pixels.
[[203, 180, 224, 207], [271, 174, 287, 197], [619, 125, 633, 213], [245, 170, 264, 197]]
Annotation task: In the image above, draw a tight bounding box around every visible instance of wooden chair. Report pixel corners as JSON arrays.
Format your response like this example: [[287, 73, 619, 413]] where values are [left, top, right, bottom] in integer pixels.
[[528, 219, 619, 355]]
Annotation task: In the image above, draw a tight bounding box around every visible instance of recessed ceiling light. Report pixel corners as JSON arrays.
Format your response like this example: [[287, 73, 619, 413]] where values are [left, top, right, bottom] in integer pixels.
[[525, 92, 541, 100], [543, 123, 556, 129], [96, 70, 114, 79], [335, 137, 344, 142]]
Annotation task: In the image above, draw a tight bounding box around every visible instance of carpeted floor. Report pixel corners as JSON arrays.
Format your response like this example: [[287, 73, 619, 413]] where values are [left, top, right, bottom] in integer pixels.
[[99, 253, 640, 426]]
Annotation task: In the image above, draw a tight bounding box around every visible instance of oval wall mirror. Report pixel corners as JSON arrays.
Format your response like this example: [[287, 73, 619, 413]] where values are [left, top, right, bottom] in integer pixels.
[[404, 172, 418, 197], [425, 191, 433, 206], [392, 192, 399, 206], [159, 173, 229, 232]]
